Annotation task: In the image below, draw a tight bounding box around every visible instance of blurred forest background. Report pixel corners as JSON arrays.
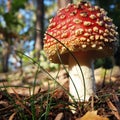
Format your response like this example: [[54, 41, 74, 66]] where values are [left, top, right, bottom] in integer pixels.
[[0, 0, 120, 73], [0, 1, 120, 119]]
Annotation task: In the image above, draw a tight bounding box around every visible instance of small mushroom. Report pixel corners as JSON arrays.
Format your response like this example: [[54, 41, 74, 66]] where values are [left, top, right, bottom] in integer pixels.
[[44, 1, 119, 101]]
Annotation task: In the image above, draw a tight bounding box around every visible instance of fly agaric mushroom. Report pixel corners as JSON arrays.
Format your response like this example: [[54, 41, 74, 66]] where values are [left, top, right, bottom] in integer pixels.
[[44, 1, 119, 101]]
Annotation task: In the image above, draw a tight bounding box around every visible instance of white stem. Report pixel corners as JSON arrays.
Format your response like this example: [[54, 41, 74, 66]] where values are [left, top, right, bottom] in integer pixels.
[[69, 52, 96, 101]]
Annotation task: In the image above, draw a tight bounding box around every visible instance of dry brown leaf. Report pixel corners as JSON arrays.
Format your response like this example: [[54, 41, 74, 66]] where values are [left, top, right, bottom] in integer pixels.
[[11, 88, 32, 116], [106, 98, 120, 120], [0, 101, 9, 108], [112, 93, 120, 113], [76, 111, 109, 120], [54, 112, 63, 120], [9, 112, 17, 120], [53, 89, 64, 99]]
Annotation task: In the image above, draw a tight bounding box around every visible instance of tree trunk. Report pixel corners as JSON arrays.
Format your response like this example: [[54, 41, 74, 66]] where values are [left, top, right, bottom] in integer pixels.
[[35, 0, 44, 60], [1, 0, 12, 72], [57, 0, 73, 8], [2, 42, 10, 72]]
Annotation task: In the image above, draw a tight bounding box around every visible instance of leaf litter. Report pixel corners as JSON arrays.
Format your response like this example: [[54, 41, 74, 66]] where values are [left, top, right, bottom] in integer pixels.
[[0, 66, 120, 120]]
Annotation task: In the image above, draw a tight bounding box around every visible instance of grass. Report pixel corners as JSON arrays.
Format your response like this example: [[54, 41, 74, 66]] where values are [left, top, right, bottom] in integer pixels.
[[0, 51, 71, 119], [0, 49, 120, 119], [46, 32, 86, 102], [0, 69, 120, 119], [0, 48, 79, 119]]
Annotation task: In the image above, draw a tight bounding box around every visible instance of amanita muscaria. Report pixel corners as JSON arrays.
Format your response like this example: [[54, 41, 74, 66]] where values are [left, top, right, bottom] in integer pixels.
[[44, 1, 119, 101]]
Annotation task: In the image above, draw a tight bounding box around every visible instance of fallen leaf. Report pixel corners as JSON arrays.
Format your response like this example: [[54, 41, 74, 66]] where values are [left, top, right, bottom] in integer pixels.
[[9, 112, 17, 120], [76, 111, 109, 120], [54, 112, 63, 120], [112, 93, 120, 113], [106, 98, 120, 120]]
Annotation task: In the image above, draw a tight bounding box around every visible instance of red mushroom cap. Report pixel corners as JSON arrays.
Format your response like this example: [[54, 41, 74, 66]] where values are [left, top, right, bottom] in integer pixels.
[[44, 1, 119, 64]]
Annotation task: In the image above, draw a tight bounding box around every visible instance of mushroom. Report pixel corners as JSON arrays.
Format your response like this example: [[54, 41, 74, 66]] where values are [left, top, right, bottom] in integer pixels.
[[44, 1, 119, 101]]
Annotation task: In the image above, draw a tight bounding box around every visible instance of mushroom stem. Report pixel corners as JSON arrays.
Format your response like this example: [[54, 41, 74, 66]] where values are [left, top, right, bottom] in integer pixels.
[[69, 52, 96, 101]]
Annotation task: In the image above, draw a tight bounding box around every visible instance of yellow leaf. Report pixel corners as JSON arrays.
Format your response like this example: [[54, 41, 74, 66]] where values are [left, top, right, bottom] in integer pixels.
[[77, 111, 109, 120]]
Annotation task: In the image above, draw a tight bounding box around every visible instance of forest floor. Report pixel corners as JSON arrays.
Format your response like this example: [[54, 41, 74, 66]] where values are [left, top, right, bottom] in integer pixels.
[[0, 65, 120, 120]]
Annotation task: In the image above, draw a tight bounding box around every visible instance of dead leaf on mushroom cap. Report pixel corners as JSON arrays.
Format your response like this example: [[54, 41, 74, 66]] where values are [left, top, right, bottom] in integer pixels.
[[76, 111, 109, 120]]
